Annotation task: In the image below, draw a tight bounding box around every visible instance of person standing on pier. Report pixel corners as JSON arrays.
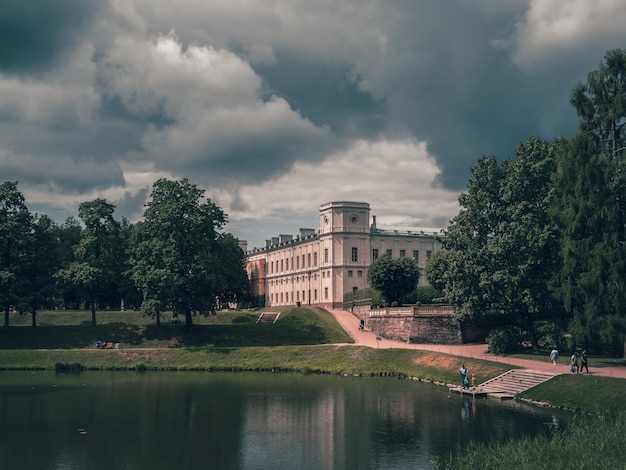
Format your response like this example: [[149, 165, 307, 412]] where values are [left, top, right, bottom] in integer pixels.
[[459, 364, 468, 389]]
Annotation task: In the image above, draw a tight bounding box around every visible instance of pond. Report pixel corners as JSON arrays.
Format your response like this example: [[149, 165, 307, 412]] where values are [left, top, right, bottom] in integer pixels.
[[0, 371, 571, 470]]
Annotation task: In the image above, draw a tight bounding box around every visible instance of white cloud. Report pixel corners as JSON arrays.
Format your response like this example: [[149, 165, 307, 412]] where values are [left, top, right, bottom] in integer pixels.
[[218, 138, 460, 246], [101, 32, 261, 118], [100, 32, 330, 177], [512, 0, 626, 70]]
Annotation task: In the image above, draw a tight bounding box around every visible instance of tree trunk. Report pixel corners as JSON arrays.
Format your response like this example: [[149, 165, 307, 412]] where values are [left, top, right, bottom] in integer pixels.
[[185, 309, 193, 328], [4, 305, 9, 328], [524, 313, 538, 351], [90, 297, 97, 327], [156, 310, 161, 328], [31, 309, 37, 328]]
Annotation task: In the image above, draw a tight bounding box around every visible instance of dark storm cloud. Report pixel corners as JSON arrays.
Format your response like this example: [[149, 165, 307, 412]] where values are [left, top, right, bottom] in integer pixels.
[[4, 0, 626, 245], [256, 53, 389, 139], [0, 150, 124, 190], [0, 0, 99, 75], [330, 1, 567, 190]]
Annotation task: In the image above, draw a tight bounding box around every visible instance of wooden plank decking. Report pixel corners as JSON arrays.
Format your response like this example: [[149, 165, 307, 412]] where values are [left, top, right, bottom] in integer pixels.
[[449, 369, 556, 400]]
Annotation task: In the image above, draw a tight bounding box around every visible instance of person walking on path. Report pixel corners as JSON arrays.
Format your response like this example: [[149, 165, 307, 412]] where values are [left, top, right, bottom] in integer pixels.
[[550, 348, 559, 365], [570, 352, 579, 374], [460, 364, 468, 389], [580, 350, 589, 373], [471, 373, 477, 388]]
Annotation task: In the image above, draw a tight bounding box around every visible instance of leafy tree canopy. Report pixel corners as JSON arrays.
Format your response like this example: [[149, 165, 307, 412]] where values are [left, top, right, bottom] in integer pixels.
[[430, 137, 558, 348], [367, 255, 420, 305], [130, 178, 245, 327]]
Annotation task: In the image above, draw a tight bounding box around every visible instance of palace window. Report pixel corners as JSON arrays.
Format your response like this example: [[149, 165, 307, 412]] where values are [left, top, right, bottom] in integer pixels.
[[400, 249, 406, 257], [372, 249, 378, 260], [324, 248, 329, 263], [351, 247, 358, 262], [413, 250, 419, 262]]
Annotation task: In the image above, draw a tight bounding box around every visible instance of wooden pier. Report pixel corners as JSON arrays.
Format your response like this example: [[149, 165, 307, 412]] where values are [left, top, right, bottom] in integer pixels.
[[449, 369, 556, 400]]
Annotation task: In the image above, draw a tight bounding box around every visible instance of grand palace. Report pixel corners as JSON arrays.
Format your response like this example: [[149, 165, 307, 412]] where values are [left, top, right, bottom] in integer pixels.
[[243, 201, 442, 309]]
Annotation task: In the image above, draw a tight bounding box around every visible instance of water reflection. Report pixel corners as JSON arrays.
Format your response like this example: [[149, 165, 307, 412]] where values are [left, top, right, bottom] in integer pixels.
[[0, 372, 571, 470]]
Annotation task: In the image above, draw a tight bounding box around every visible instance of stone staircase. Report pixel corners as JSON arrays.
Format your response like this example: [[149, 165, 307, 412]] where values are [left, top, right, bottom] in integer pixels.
[[451, 369, 556, 400], [257, 312, 280, 324]]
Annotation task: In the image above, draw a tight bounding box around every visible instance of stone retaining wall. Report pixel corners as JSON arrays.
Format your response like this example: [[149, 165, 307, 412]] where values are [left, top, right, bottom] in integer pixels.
[[351, 306, 467, 345]]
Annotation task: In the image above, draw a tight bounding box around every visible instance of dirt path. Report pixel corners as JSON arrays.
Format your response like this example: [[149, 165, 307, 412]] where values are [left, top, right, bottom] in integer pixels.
[[328, 308, 626, 379]]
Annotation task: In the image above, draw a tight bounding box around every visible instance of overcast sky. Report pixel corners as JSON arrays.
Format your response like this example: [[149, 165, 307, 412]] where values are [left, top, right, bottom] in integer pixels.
[[3, 1, 626, 249]]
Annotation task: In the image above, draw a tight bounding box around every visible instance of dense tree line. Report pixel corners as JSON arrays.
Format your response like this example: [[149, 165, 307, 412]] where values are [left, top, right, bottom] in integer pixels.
[[0, 178, 248, 328], [427, 49, 626, 355]]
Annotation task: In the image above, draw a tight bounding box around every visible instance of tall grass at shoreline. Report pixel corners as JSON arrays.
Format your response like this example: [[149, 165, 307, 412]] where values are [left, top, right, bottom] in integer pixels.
[[433, 412, 626, 469]]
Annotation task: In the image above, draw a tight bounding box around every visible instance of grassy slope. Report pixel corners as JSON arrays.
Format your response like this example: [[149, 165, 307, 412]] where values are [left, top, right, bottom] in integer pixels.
[[0, 307, 352, 348]]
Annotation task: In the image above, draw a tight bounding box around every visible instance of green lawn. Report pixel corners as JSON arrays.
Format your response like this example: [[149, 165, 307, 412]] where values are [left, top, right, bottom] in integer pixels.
[[0, 307, 352, 349]]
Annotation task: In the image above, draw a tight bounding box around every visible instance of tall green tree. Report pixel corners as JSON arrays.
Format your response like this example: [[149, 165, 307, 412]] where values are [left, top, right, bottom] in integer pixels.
[[57, 199, 124, 326], [0, 182, 32, 327], [213, 233, 248, 309], [55, 217, 83, 309], [570, 48, 626, 244], [19, 215, 62, 327], [550, 49, 626, 354], [430, 138, 558, 348], [130, 178, 238, 327], [367, 255, 420, 305], [117, 217, 142, 311]]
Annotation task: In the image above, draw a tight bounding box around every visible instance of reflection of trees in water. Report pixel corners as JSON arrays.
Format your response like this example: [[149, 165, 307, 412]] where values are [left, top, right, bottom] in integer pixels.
[[0, 372, 572, 469]]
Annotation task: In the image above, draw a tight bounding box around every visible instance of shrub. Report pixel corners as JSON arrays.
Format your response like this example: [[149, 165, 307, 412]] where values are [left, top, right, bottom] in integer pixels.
[[486, 326, 524, 354], [371, 290, 384, 308], [413, 286, 444, 304], [535, 321, 567, 351], [55, 362, 83, 372]]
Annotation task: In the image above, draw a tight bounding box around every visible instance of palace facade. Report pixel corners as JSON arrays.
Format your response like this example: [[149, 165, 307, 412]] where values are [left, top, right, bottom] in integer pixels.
[[245, 201, 442, 309]]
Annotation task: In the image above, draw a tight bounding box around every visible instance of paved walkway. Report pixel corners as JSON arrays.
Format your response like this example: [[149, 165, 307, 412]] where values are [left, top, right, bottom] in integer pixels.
[[327, 308, 626, 379]]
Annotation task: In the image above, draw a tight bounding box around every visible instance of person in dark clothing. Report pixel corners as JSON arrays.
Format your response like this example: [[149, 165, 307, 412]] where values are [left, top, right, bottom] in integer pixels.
[[580, 350, 589, 373]]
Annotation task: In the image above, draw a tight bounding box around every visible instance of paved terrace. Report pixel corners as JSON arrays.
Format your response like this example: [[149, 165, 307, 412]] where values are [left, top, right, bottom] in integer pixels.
[[327, 308, 626, 380]]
